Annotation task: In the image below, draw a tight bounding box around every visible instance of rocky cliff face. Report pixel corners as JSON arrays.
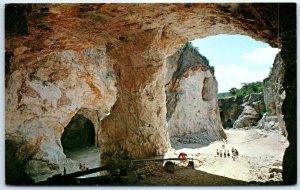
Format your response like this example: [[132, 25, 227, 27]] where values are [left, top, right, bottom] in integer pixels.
[[5, 3, 295, 184], [165, 48, 226, 147], [233, 93, 265, 128], [263, 54, 286, 136], [218, 96, 243, 129]]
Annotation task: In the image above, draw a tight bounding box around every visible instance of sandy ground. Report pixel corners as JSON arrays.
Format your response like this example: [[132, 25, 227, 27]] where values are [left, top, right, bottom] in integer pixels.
[[64, 146, 100, 177], [64, 128, 288, 183], [164, 128, 289, 182]]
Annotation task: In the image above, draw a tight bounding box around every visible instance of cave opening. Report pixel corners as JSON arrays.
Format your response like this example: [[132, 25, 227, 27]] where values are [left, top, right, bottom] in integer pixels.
[[165, 34, 288, 182], [61, 114, 100, 169]]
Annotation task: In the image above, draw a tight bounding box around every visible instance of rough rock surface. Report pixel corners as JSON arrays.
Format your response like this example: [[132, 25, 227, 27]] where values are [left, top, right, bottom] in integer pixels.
[[218, 96, 243, 129], [4, 3, 295, 184], [263, 54, 286, 136], [257, 114, 280, 131], [232, 93, 265, 129], [165, 48, 226, 144], [233, 106, 261, 128], [5, 48, 117, 182]]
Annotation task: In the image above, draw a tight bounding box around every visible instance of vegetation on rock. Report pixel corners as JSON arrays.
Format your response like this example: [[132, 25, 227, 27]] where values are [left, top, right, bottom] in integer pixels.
[[180, 42, 215, 74], [229, 81, 263, 98]]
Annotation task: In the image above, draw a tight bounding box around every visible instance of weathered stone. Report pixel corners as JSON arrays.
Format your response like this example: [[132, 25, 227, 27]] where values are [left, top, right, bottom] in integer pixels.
[[165, 48, 226, 143], [5, 48, 117, 182], [4, 3, 295, 184], [257, 114, 280, 131], [248, 93, 262, 105], [263, 54, 286, 136], [218, 96, 243, 129], [233, 106, 260, 128]]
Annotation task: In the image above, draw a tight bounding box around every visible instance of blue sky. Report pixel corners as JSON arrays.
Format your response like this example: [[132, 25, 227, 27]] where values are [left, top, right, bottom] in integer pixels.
[[191, 34, 280, 93]]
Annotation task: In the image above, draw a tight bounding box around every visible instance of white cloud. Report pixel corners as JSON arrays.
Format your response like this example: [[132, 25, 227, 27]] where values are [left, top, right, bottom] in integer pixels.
[[215, 64, 269, 92], [243, 47, 280, 65]]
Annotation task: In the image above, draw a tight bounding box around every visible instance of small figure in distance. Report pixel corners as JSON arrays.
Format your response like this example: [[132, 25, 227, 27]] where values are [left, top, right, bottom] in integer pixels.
[[224, 151, 226, 158], [178, 152, 188, 163], [235, 149, 239, 158], [220, 150, 223, 158], [227, 150, 230, 157], [217, 149, 219, 156]]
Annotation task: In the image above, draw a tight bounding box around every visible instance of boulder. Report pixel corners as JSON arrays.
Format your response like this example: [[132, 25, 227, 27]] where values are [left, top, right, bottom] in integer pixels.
[[233, 106, 260, 128]]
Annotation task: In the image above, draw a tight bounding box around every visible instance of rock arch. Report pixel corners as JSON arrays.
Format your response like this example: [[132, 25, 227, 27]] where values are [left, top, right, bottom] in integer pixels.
[[5, 3, 296, 184]]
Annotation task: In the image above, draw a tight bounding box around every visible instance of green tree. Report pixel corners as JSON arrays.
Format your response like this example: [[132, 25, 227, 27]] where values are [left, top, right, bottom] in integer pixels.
[[232, 81, 263, 98], [229, 87, 238, 96]]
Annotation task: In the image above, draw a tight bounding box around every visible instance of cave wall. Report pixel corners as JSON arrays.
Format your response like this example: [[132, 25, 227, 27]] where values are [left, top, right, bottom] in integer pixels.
[[5, 47, 117, 182], [279, 4, 297, 185], [5, 3, 296, 183], [165, 48, 226, 141]]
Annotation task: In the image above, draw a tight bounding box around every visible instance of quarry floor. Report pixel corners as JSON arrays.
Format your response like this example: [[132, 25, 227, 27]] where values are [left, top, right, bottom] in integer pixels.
[[65, 128, 288, 184]]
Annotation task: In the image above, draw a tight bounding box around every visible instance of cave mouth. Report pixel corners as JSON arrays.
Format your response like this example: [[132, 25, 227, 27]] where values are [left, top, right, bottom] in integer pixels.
[[164, 36, 289, 182], [61, 114, 96, 155]]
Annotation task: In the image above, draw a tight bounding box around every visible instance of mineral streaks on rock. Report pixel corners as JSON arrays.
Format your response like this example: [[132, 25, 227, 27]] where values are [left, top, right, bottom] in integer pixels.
[[5, 48, 117, 182], [165, 48, 226, 142]]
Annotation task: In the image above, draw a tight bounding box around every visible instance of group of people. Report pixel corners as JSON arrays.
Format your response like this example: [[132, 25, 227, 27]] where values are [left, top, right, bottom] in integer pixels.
[[216, 144, 239, 161], [79, 163, 89, 171], [217, 149, 231, 158]]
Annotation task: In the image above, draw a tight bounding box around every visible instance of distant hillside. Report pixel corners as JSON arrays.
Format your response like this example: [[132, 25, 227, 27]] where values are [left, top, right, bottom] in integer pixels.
[[217, 92, 229, 98]]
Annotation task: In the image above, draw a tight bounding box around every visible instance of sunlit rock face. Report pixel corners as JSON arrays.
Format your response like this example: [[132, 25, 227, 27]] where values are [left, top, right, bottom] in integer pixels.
[[233, 105, 261, 128], [232, 93, 265, 129], [5, 3, 296, 184], [263, 54, 286, 136], [5, 48, 117, 182], [165, 48, 226, 145]]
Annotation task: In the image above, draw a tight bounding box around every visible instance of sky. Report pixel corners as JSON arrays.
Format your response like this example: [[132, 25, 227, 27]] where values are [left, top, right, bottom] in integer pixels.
[[191, 34, 280, 93]]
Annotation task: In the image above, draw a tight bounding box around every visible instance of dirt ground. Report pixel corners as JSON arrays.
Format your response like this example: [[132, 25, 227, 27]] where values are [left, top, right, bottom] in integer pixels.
[[164, 128, 288, 183], [64, 146, 100, 177], [135, 161, 248, 185], [64, 128, 288, 185]]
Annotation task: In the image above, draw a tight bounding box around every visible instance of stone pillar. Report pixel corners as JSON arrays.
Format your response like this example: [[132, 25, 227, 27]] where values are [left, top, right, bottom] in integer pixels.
[[100, 30, 170, 164]]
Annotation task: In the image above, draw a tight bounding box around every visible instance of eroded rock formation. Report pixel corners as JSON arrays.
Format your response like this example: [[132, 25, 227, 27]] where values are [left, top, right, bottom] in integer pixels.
[[233, 93, 265, 128], [165, 48, 226, 147], [263, 54, 286, 136], [5, 48, 117, 182], [5, 3, 296, 184]]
